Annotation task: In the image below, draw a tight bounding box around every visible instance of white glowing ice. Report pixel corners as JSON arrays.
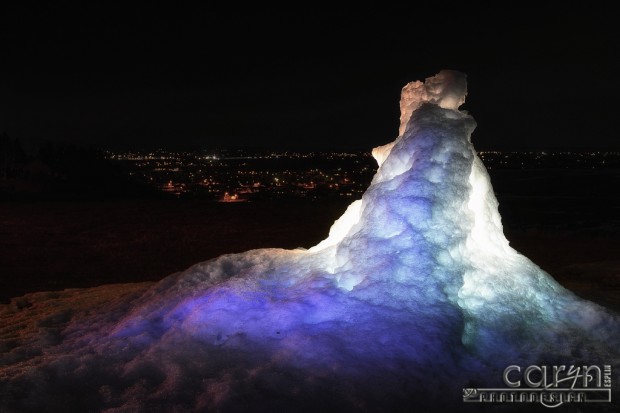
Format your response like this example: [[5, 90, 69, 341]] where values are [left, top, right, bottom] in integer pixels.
[[1, 70, 618, 412]]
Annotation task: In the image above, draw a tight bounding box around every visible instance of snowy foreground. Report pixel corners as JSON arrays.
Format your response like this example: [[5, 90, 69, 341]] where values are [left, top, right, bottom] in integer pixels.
[[1, 71, 619, 412]]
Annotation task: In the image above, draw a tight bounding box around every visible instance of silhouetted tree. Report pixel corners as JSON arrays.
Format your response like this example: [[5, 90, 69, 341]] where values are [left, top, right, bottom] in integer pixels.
[[0, 132, 26, 180], [35, 141, 164, 200]]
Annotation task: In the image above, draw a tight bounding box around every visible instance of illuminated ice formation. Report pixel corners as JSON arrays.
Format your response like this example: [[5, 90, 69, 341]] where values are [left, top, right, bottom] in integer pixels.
[[1, 70, 619, 412]]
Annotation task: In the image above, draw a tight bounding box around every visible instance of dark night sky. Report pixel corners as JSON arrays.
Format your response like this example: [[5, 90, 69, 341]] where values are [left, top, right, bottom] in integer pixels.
[[1, 3, 618, 152]]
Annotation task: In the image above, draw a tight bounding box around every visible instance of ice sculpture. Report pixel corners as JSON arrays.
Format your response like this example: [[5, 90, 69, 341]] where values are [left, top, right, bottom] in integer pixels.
[[1, 70, 618, 412]]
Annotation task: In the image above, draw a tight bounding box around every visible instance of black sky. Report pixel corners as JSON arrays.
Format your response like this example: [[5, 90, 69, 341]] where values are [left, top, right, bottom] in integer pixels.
[[1, 3, 618, 152]]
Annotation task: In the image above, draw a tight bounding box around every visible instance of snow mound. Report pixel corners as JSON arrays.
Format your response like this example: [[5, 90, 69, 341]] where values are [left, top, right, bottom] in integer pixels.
[[1, 70, 619, 413]]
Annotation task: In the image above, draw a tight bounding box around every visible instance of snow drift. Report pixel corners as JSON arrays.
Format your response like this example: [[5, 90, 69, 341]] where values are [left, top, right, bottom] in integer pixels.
[[1, 70, 619, 412]]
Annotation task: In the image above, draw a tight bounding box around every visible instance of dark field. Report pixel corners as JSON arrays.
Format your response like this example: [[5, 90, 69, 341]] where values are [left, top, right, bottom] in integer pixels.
[[1, 169, 620, 312], [0, 200, 351, 302]]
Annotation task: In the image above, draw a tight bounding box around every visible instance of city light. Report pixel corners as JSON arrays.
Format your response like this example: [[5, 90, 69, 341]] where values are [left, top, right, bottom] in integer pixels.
[[103, 149, 620, 201]]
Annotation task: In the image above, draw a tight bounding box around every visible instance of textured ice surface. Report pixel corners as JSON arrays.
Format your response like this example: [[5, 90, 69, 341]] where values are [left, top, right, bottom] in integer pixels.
[[1, 70, 619, 412]]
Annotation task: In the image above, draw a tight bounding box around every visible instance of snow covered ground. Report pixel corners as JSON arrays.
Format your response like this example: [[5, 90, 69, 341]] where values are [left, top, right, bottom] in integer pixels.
[[1, 71, 618, 412]]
